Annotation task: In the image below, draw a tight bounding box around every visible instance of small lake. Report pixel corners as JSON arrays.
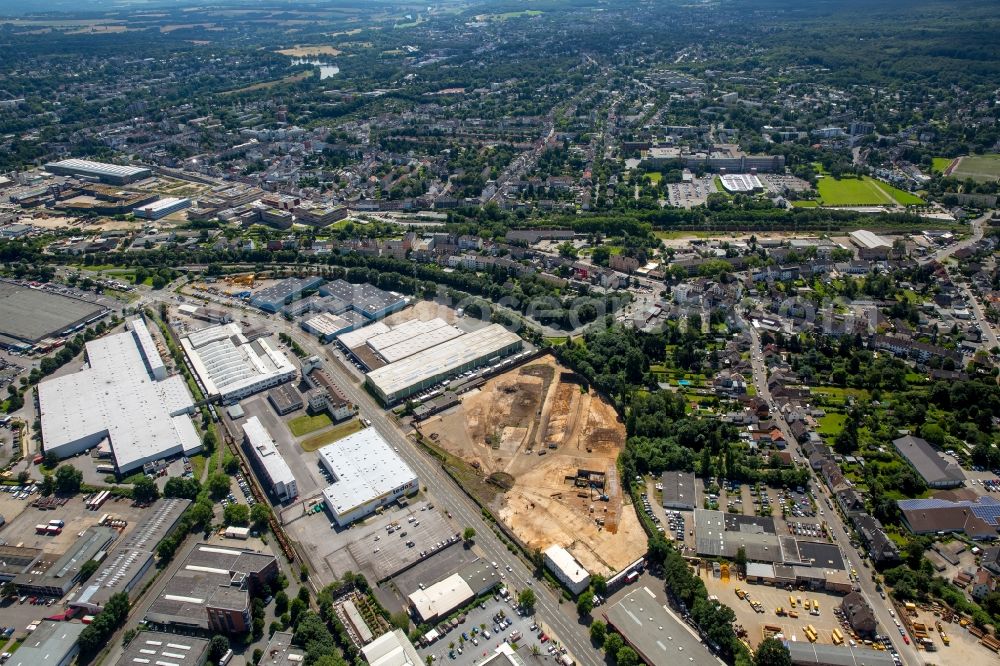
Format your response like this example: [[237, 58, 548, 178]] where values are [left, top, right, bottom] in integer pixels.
[[290, 58, 340, 79]]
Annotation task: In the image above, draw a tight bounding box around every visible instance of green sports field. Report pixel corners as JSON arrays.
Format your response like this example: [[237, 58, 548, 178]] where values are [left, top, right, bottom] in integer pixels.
[[950, 154, 1000, 182], [931, 157, 954, 174], [816, 176, 923, 206]]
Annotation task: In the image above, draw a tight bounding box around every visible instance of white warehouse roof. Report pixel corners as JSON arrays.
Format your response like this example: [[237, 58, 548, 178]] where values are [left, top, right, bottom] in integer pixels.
[[319, 428, 417, 518], [45, 158, 150, 179], [408, 573, 475, 623], [362, 629, 423, 666], [366, 324, 521, 399], [376, 323, 466, 364], [543, 545, 590, 586], [720, 173, 763, 193], [366, 318, 450, 353], [38, 319, 199, 473], [181, 323, 296, 400], [849, 229, 891, 250], [242, 416, 296, 490], [337, 321, 391, 349]]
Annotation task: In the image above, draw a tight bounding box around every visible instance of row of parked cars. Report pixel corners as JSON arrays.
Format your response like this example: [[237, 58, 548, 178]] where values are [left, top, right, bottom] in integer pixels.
[[6, 484, 37, 500]]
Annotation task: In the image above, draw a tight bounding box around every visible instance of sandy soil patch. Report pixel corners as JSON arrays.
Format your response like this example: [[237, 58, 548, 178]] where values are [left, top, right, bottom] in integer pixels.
[[418, 355, 644, 575], [277, 45, 343, 57]]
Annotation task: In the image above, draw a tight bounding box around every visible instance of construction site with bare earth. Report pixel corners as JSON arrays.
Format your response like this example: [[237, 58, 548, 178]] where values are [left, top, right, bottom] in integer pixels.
[[416, 354, 645, 577]]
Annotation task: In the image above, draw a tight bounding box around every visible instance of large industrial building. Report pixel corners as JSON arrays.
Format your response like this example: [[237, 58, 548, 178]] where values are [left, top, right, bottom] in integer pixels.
[[661, 471, 696, 511], [243, 416, 298, 502], [892, 435, 965, 489], [301, 311, 366, 342], [319, 279, 407, 319], [543, 545, 591, 595], [784, 641, 895, 666], [8, 620, 86, 666], [134, 196, 191, 220], [603, 587, 721, 666], [365, 324, 522, 405], [116, 632, 210, 666], [14, 526, 118, 597], [144, 543, 278, 634], [38, 318, 201, 475], [181, 323, 297, 404], [848, 229, 892, 260], [319, 428, 419, 526], [249, 276, 324, 313], [0, 279, 109, 351], [44, 158, 152, 184], [73, 498, 191, 612]]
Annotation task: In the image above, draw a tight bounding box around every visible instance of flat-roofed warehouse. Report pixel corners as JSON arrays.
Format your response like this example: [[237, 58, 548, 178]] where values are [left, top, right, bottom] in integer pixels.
[[115, 631, 210, 666], [181, 323, 297, 404], [319, 428, 418, 526], [408, 559, 501, 623], [249, 276, 324, 313], [784, 640, 895, 666], [319, 279, 407, 319], [44, 158, 151, 185], [73, 498, 191, 612], [661, 471, 696, 510], [38, 319, 200, 475], [367, 318, 466, 364], [14, 525, 118, 597], [243, 416, 298, 502], [0, 279, 109, 351], [8, 620, 86, 666], [366, 324, 523, 405], [848, 229, 892, 260], [603, 587, 720, 666]]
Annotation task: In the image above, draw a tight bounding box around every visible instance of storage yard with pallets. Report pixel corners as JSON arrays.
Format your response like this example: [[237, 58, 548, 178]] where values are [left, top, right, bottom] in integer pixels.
[[416, 354, 645, 576], [903, 601, 998, 663]]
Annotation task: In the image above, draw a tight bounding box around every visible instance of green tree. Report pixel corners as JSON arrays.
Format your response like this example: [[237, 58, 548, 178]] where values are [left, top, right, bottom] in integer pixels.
[[224, 503, 250, 526], [616, 646, 640, 666], [603, 632, 624, 657], [79, 559, 100, 583], [275, 590, 289, 615], [132, 475, 159, 503], [755, 637, 792, 666], [589, 620, 607, 647], [208, 472, 231, 499], [518, 588, 536, 612], [462, 527, 476, 543], [40, 474, 54, 496], [250, 502, 271, 530], [208, 635, 230, 663], [164, 477, 201, 499], [54, 464, 83, 494], [576, 590, 594, 616]]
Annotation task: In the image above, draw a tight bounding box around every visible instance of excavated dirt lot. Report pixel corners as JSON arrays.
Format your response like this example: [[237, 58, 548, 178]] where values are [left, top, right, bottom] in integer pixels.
[[418, 355, 645, 575]]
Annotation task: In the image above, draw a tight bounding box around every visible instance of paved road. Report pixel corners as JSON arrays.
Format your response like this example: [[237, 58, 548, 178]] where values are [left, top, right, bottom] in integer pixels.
[[739, 316, 922, 666]]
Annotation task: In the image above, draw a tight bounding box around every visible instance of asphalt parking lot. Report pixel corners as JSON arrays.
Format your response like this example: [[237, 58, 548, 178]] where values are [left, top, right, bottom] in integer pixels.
[[348, 506, 459, 581], [666, 176, 716, 208], [416, 592, 549, 666]]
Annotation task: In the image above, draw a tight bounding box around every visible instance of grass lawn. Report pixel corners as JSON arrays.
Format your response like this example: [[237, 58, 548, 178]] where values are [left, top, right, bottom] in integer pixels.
[[653, 230, 715, 240], [931, 157, 954, 173], [646, 172, 662, 184], [791, 200, 819, 208], [543, 336, 568, 346], [300, 419, 363, 451], [818, 412, 847, 437], [288, 413, 333, 437], [951, 154, 1000, 182], [189, 454, 206, 482], [816, 176, 923, 206]]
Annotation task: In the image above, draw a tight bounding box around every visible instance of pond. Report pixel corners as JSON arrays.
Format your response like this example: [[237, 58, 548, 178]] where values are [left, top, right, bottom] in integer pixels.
[[290, 58, 340, 79]]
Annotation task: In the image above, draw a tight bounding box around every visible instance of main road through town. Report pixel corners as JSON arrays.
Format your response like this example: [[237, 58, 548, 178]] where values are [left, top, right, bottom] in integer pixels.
[[738, 310, 922, 666]]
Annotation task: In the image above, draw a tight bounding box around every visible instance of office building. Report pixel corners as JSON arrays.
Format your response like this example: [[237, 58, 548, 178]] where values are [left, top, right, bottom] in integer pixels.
[[259, 631, 305, 666], [44, 158, 151, 184], [38, 319, 200, 475], [181, 323, 297, 404], [365, 324, 522, 405], [243, 416, 298, 502], [543, 545, 591, 595], [319, 428, 418, 526], [145, 543, 278, 634]]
